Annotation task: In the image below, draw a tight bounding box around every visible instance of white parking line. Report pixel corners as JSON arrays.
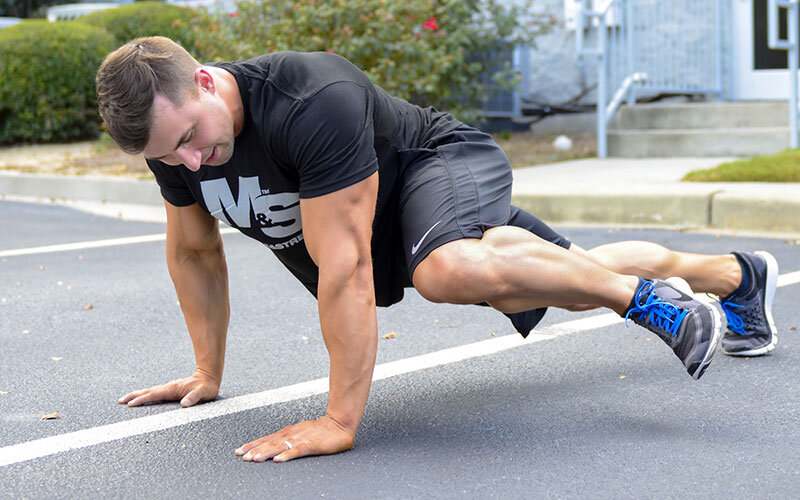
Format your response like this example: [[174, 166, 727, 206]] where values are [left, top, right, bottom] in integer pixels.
[[0, 228, 239, 258], [778, 270, 800, 287]]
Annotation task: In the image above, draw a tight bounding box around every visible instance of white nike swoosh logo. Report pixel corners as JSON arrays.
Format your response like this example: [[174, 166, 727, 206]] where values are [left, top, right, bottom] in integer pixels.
[[411, 220, 442, 255]]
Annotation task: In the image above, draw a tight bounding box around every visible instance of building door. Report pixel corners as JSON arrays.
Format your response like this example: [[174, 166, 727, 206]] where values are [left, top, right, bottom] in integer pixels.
[[732, 0, 800, 99]]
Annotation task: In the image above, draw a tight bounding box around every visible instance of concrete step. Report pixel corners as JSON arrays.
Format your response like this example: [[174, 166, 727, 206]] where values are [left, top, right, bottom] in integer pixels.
[[608, 127, 790, 157], [614, 101, 790, 130]]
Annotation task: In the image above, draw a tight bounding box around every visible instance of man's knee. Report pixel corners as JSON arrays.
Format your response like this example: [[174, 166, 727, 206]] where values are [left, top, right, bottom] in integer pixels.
[[412, 246, 461, 303], [412, 240, 503, 304]]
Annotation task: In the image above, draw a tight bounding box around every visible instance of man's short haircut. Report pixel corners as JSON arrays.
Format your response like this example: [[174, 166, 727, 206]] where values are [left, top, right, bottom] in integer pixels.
[[96, 36, 200, 154]]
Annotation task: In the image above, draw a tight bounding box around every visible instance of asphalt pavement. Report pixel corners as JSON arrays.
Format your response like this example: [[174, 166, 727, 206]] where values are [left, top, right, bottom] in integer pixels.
[[2, 199, 800, 499]]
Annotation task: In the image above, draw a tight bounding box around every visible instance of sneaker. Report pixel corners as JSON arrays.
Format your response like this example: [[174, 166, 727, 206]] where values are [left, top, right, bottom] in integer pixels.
[[625, 277, 721, 380], [719, 251, 779, 357]]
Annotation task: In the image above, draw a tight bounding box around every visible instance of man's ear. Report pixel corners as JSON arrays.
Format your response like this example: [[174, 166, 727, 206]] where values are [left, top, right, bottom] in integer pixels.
[[194, 67, 216, 94]]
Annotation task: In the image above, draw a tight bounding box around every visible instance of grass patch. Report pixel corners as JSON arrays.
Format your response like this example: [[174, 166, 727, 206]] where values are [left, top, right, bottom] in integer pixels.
[[683, 149, 800, 182]]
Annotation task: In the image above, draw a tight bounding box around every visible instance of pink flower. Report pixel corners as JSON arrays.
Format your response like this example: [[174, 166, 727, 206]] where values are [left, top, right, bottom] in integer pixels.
[[422, 16, 438, 31]]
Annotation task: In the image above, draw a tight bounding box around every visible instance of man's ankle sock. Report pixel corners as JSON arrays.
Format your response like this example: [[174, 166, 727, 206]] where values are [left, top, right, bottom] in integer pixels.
[[724, 253, 749, 300]]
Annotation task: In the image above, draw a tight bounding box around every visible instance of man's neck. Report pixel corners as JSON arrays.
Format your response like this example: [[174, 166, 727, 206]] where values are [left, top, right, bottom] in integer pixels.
[[205, 65, 245, 137]]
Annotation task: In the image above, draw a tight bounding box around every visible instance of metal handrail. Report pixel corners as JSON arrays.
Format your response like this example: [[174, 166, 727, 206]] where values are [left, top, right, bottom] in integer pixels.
[[576, 0, 723, 158], [768, 0, 799, 148], [576, 0, 638, 157]]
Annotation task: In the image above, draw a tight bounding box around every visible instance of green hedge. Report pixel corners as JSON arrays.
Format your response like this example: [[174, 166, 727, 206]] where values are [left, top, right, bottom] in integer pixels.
[[0, 20, 115, 144], [78, 2, 210, 60]]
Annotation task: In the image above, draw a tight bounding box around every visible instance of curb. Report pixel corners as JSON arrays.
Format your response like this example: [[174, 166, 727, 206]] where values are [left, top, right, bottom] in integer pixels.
[[511, 191, 711, 228], [711, 191, 800, 234], [0, 172, 161, 206], [512, 188, 800, 235], [3, 172, 800, 235]]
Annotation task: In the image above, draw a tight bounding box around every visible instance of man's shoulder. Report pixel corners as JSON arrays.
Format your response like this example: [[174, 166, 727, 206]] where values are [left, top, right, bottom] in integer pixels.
[[234, 51, 372, 102]]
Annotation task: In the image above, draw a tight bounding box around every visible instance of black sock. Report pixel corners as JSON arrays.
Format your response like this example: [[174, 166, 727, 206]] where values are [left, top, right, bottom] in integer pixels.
[[621, 277, 648, 317]]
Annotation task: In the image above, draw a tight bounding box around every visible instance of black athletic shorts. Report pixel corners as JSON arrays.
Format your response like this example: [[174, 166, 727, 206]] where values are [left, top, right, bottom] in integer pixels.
[[397, 125, 571, 278]]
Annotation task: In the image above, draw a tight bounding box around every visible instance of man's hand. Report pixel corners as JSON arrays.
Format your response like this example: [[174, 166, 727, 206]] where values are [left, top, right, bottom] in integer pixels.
[[117, 371, 220, 408], [234, 415, 354, 463]]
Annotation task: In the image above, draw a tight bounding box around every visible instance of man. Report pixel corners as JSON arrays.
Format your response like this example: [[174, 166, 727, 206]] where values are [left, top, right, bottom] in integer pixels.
[[96, 37, 779, 463]]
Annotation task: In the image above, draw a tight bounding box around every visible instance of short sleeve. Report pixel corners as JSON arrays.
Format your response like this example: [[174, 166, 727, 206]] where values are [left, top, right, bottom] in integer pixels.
[[284, 82, 379, 199], [146, 159, 196, 207]]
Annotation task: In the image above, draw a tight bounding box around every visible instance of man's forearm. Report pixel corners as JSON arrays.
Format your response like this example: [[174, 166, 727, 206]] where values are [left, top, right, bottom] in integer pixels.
[[317, 262, 378, 435], [167, 246, 231, 382]]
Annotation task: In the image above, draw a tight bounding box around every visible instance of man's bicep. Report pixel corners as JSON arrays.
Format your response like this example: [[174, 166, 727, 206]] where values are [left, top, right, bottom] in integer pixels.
[[164, 200, 222, 253], [300, 172, 378, 269]]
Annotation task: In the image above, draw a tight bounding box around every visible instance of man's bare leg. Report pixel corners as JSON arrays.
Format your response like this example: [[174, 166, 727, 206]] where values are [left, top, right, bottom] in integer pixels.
[[575, 241, 741, 297], [411, 229, 740, 313], [575, 241, 778, 357], [413, 227, 642, 315], [412, 225, 721, 379]]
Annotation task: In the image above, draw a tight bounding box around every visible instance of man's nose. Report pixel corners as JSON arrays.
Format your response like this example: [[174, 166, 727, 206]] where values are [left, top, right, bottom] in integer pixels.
[[177, 144, 202, 171]]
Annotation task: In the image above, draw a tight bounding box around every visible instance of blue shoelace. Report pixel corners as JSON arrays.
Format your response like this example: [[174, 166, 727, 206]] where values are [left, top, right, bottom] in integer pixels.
[[719, 300, 746, 334], [624, 282, 688, 337]]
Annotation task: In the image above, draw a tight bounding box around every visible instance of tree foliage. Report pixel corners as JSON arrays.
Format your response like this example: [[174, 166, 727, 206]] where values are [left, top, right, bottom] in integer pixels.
[[79, 2, 210, 60], [194, 0, 553, 122]]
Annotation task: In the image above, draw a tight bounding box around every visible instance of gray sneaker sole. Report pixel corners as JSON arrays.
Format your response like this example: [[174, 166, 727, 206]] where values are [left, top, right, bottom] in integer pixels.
[[722, 250, 779, 357]]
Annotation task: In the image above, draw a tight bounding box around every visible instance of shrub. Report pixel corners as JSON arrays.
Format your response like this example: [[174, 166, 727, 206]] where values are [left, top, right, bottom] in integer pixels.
[[78, 1, 210, 60], [0, 20, 115, 144], [194, 0, 554, 123]]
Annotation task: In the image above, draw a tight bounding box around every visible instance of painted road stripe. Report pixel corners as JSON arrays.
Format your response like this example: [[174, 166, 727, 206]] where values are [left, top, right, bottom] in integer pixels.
[[778, 270, 800, 287], [0, 317, 602, 468], [1, 272, 798, 468], [0, 228, 239, 258]]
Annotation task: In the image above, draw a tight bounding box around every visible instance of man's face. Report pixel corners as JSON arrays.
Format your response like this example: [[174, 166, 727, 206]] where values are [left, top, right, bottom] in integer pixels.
[[143, 86, 235, 171]]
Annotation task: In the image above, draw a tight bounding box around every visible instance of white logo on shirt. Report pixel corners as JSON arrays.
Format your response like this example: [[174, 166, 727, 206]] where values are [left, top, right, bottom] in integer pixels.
[[200, 177, 303, 247]]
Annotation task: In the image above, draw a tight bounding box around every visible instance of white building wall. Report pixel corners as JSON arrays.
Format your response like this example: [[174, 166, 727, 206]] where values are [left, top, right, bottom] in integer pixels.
[[525, 0, 587, 105]]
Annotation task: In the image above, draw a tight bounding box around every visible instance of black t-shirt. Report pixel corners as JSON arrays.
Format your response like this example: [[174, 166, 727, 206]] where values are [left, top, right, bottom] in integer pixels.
[[147, 51, 461, 306]]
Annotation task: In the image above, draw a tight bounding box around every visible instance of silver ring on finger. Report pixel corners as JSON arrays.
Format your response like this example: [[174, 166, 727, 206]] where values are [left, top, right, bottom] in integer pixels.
[[283, 440, 293, 450]]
